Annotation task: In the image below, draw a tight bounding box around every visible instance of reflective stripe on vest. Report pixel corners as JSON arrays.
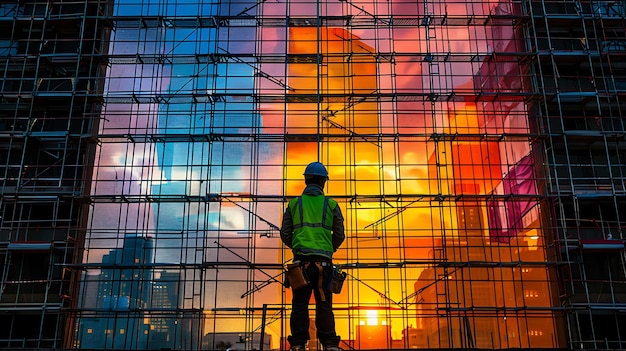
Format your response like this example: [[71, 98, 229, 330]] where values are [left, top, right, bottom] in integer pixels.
[[289, 195, 336, 257]]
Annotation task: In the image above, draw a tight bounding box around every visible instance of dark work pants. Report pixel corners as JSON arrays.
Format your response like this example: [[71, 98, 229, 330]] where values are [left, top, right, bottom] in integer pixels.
[[288, 263, 340, 348]]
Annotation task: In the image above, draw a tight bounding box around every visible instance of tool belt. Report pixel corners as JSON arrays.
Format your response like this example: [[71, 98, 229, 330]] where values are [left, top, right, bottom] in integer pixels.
[[285, 262, 308, 290], [285, 262, 327, 301], [285, 261, 345, 299], [327, 265, 346, 294]]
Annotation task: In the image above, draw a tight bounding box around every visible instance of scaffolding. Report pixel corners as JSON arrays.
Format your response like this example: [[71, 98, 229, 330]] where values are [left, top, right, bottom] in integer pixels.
[[0, 0, 109, 348], [0, 0, 625, 350]]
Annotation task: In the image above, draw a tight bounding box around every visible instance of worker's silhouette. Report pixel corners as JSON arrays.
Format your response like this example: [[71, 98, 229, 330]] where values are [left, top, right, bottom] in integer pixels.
[[280, 162, 345, 351]]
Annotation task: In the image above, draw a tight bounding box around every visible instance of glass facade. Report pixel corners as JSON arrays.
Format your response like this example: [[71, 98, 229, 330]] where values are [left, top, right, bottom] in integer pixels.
[[1, 0, 625, 349]]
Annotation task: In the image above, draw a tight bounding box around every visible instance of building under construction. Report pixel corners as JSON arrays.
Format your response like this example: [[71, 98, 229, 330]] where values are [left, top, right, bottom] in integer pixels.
[[0, 0, 625, 349]]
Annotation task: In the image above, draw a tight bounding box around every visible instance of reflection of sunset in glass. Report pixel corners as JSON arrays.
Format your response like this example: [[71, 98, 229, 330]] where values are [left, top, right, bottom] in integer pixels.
[[6, 0, 626, 346], [65, 0, 576, 348], [268, 7, 557, 347]]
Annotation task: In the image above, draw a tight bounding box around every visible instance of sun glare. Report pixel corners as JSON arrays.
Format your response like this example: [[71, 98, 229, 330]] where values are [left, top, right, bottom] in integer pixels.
[[366, 310, 378, 326]]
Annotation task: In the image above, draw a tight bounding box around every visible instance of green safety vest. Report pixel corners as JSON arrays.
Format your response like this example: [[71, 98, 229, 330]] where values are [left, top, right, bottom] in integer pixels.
[[289, 194, 337, 258]]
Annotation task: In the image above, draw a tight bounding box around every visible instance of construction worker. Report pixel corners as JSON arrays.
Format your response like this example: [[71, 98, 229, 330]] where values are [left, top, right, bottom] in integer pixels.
[[280, 162, 345, 351]]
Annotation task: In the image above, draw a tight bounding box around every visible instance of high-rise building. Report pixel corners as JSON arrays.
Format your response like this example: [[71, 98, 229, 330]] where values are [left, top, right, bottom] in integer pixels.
[[1, 0, 625, 349], [528, 1, 626, 348], [78, 234, 153, 349], [0, 0, 111, 348]]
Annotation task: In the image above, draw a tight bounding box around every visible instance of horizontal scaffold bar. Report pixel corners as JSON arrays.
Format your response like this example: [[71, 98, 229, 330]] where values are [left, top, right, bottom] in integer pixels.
[[6, 192, 625, 203], [83, 192, 548, 204], [98, 51, 531, 65], [59, 260, 561, 270], [7, 13, 622, 30], [6, 131, 622, 145], [64, 304, 578, 314], [0, 91, 538, 103], [85, 132, 539, 144], [98, 91, 535, 104], [97, 15, 524, 28]]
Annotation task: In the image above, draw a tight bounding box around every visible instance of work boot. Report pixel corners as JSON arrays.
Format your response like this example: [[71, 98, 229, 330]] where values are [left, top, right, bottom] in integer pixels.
[[290, 345, 306, 351], [324, 346, 343, 351]]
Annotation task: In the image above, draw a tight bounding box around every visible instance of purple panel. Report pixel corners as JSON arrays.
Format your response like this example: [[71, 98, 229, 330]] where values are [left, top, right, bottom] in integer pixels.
[[489, 154, 537, 243]]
